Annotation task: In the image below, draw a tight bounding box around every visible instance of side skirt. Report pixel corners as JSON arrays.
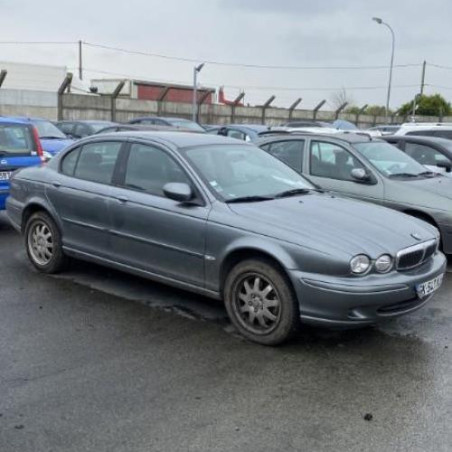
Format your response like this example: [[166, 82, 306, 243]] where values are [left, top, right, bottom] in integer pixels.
[[63, 246, 222, 301]]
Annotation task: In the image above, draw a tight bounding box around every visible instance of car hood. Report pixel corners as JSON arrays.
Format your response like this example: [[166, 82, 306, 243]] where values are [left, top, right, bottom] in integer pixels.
[[228, 193, 438, 257], [386, 174, 452, 206], [40, 138, 74, 155]]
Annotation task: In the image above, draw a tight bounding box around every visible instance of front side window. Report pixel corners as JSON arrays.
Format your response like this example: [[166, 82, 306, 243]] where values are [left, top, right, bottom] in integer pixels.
[[73, 142, 122, 184], [354, 142, 428, 177], [310, 141, 364, 181], [124, 143, 190, 196], [265, 140, 304, 171], [404, 143, 451, 166], [184, 144, 313, 201]]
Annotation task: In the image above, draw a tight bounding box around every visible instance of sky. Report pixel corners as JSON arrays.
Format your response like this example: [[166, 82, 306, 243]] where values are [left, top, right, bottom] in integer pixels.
[[0, 0, 451, 110]]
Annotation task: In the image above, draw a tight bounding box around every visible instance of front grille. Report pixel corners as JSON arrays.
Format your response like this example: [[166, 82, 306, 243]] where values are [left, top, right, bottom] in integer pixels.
[[396, 239, 438, 271]]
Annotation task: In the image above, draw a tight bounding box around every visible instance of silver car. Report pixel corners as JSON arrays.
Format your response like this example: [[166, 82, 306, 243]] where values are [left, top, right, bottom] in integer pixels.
[[6, 132, 446, 345], [257, 133, 452, 254]]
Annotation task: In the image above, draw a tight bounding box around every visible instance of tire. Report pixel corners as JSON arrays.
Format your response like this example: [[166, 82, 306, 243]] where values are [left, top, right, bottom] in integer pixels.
[[24, 211, 67, 274], [224, 258, 300, 346]]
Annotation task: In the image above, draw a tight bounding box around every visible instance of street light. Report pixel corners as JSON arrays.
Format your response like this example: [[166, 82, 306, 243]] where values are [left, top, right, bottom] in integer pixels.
[[373, 17, 395, 123], [192, 63, 205, 122]]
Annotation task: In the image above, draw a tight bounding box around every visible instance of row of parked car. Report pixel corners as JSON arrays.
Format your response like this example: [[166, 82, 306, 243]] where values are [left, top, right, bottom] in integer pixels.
[[1, 114, 451, 345]]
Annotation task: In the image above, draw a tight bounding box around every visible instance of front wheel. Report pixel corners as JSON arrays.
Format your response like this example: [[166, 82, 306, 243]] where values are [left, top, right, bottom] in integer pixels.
[[224, 259, 300, 345], [25, 211, 66, 274]]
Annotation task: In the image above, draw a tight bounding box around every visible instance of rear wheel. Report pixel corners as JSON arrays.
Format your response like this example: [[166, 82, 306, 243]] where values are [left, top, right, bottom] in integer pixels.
[[224, 259, 300, 345], [25, 211, 66, 273]]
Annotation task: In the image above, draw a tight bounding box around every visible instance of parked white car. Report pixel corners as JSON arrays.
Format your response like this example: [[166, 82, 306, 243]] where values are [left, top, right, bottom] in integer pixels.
[[394, 123, 452, 139]]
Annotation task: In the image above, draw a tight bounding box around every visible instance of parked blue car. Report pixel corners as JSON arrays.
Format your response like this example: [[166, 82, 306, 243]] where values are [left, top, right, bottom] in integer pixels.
[[12, 117, 74, 157], [0, 117, 44, 210]]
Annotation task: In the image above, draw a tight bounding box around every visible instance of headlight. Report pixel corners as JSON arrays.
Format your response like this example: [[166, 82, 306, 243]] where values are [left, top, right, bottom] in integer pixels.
[[350, 255, 371, 274], [375, 254, 393, 273]]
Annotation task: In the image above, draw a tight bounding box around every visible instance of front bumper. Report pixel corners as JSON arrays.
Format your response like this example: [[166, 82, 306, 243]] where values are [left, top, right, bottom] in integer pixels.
[[290, 252, 446, 327]]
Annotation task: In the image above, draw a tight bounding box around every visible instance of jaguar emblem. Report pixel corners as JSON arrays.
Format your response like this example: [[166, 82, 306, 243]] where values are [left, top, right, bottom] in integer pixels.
[[411, 233, 422, 241], [0, 159, 7, 165]]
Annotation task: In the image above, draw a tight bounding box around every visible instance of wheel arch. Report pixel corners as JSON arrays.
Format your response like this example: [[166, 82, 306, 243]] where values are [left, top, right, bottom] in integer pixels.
[[22, 199, 62, 233], [218, 244, 297, 297]]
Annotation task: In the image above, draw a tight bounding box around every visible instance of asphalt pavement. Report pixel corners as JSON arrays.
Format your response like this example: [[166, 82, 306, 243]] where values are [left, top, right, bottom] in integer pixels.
[[0, 212, 451, 452]]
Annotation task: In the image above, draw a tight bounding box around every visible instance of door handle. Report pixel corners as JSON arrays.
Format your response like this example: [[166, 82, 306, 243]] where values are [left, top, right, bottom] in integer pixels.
[[51, 181, 61, 188], [115, 195, 129, 203]]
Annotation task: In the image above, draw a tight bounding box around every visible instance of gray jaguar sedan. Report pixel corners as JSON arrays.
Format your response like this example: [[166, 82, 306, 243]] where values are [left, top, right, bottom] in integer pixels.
[[6, 132, 446, 345]]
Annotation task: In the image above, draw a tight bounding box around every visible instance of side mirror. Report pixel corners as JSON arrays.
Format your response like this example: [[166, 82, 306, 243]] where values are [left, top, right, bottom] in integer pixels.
[[351, 168, 371, 183], [437, 162, 452, 173], [218, 128, 228, 136], [163, 182, 194, 203]]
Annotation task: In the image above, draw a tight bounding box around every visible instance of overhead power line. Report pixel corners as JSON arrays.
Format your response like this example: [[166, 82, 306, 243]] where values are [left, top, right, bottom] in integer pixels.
[[0, 41, 76, 45], [82, 41, 421, 71]]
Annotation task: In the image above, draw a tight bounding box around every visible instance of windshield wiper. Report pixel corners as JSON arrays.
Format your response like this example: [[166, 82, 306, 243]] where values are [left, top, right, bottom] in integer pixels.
[[274, 188, 315, 198], [417, 171, 439, 177], [39, 136, 65, 140], [388, 172, 420, 178], [226, 195, 275, 204]]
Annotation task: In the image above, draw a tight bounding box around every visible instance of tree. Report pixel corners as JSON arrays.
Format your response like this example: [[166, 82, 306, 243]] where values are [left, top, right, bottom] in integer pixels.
[[330, 88, 355, 110], [345, 105, 388, 116], [397, 94, 451, 117]]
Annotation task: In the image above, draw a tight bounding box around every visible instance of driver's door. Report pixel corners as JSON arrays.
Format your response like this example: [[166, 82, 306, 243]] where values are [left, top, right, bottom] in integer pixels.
[[108, 142, 210, 287], [305, 140, 384, 203]]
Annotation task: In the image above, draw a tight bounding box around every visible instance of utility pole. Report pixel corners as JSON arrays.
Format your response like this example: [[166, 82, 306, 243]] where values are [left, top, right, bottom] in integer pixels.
[[420, 60, 426, 95], [192, 63, 204, 123], [78, 40, 83, 80]]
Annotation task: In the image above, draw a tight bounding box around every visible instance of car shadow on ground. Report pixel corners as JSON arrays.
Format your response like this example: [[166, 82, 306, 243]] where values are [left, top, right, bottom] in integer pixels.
[[55, 258, 401, 350]]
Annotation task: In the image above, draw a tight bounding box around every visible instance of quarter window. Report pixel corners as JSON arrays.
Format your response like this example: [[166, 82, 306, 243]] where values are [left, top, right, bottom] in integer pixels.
[[61, 148, 81, 176], [124, 143, 190, 196], [73, 142, 122, 184], [310, 141, 364, 181]]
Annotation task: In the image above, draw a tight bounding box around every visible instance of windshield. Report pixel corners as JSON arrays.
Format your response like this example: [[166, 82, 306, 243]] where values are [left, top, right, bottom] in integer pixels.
[[32, 120, 67, 139], [0, 124, 34, 155], [184, 144, 314, 201], [167, 119, 205, 132], [354, 141, 429, 177]]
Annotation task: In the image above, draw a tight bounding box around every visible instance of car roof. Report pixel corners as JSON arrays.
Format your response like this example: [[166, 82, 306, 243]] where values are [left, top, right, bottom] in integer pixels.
[[0, 116, 30, 125], [227, 124, 269, 132], [96, 131, 247, 148], [58, 120, 117, 124], [256, 131, 376, 145], [383, 135, 452, 147], [10, 116, 51, 123]]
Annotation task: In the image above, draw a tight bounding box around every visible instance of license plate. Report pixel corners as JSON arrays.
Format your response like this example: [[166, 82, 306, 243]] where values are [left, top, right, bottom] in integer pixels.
[[416, 274, 444, 299], [0, 171, 12, 181]]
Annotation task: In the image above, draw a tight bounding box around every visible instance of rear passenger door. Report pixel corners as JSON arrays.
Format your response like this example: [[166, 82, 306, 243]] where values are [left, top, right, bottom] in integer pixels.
[[46, 140, 124, 257], [108, 142, 210, 287], [306, 140, 384, 202]]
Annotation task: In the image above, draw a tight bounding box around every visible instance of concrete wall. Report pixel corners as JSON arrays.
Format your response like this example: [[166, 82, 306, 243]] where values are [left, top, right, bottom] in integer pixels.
[[2, 89, 452, 126], [0, 89, 57, 119]]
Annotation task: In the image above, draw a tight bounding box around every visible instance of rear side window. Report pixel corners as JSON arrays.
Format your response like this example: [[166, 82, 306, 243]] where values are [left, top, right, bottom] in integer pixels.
[[433, 130, 452, 140], [265, 140, 304, 171], [0, 124, 34, 155], [73, 142, 122, 184]]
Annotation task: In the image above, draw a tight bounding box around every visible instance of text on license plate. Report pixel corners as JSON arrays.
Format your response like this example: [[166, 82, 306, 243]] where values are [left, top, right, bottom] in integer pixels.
[[0, 171, 12, 181], [416, 274, 444, 299]]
